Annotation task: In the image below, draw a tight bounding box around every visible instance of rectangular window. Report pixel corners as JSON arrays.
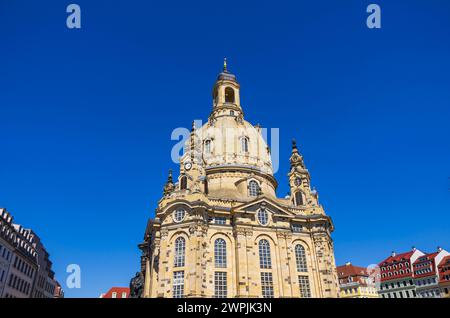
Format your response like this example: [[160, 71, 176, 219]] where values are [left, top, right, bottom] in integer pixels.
[[214, 217, 226, 225], [292, 224, 302, 233], [214, 272, 227, 298], [298, 276, 312, 298], [260, 272, 274, 298], [173, 271, 184, 298]]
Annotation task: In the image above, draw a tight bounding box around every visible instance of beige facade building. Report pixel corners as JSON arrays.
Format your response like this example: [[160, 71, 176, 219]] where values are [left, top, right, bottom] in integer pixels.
[[139, 62, 339, 298]]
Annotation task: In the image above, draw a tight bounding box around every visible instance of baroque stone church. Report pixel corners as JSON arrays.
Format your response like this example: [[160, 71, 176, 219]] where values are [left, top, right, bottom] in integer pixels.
[[138, 61, 339, 298]]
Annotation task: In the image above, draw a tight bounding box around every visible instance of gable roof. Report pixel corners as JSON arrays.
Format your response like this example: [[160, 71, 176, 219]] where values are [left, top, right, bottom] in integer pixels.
[[101, 287, 130, 298], [232, 197, 295, 217], [337, 263, 368, 279], [379, 251, 415, 266]]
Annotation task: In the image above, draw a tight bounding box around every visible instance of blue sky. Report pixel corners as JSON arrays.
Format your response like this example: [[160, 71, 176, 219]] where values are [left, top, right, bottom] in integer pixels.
[[0, 0, 449, 297]]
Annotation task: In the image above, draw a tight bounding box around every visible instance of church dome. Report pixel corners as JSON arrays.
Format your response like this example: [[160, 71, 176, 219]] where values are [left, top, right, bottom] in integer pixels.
[[184, 59, 274, 177], [178, 60, 277, 200], [195, 117, 273, 176]]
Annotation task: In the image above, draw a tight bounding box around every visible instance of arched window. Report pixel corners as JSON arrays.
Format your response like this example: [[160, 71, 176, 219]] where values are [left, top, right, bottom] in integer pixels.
[[174, 237, 185, 267], [173, 208, 186, 223], [204, 140, 212, 154], [248, 180, 259, 197], [294, 192, 303, 206], [295, 244, 308, 272], [241, 137, 249, 153], [180, 176, 187, 190], [257, 209, 269, 226], [214, 238, 227, 268], [259, 239, 272, 269], [225, 87, 235, 103]]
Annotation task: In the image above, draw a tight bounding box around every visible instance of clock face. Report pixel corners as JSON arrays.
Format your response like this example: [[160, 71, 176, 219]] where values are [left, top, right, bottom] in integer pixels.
[[184, 162, 192, 171], [294, 177, 302, 186]]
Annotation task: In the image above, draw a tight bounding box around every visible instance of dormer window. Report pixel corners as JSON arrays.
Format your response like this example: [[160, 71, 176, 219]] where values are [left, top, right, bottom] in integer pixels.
[[248, 180, 259, 197], [257, 209, 269, 226], [241, 136, 249, 153], [204, 140, 212, 154], [225, 87, 235, 103]]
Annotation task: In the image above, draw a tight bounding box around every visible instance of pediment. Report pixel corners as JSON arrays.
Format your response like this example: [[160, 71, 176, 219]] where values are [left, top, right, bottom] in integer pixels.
[[232, 197, 294, 217]]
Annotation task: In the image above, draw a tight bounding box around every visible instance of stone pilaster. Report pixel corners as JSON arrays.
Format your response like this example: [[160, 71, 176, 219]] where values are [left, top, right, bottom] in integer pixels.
[[234, 227, 250, 297]]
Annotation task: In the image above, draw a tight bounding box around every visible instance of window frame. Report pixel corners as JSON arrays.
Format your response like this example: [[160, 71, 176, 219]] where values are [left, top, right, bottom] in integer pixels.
[[298, 275, 312, 298], [241, 136, 249, 153], [258, 239, 272, 269], [260, 272, 274, 298], [174, 237, 186, 267], [173, 271, 184, 298], [173, 208, 186, 223], [295, 244, 308, 272], [214, 238, 227, 268], [248, 180, 259, 197], [257, 209, 269, 226], [214, 272, 227, 298]]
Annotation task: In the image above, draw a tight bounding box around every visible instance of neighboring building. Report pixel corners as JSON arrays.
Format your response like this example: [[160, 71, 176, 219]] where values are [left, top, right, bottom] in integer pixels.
[[0, 209, 38, 298], [0, 209, 14, 296], [138, 62, 339, 298], [378, 248, 424, 298], [54, 280, 65, 298], [101, 287, 130, 298], [31, 231, 58, 298], [0, 208, 63, 298], [413, 248, 449, 298], [337, 262, 378, 298], [438, 255, 450, 298]]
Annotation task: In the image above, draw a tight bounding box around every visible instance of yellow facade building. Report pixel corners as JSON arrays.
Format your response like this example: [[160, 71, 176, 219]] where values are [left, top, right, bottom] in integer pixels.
[[337, 263, 379, 298], [139, 62, 339, 298]]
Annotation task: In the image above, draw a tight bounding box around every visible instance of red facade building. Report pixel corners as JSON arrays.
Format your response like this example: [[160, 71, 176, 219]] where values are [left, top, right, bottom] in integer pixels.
[[378, 248, 424, 298], [100, 287, 129, 299]]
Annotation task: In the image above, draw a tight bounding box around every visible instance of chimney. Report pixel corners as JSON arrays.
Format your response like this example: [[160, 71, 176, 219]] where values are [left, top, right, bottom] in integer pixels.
[[345, 262, 351, 266], [391, 251, 396, 257]]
